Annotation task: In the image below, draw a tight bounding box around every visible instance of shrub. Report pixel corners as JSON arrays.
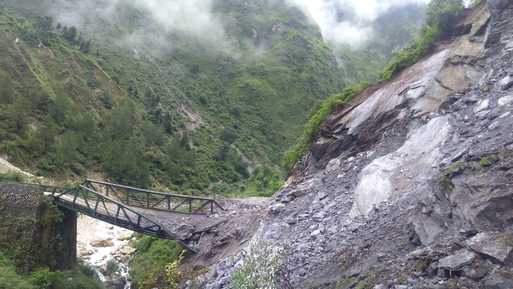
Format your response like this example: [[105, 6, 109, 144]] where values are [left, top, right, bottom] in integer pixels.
[[130, 235, 184, 289], [0, 252, 103, 289], [30, 267, 104, 289], [230, 239, 285, 289], [165, 251, 186, 289], [241, 167, 283, 197], [0, 171, 26, 182], [0, 253, 34, 289]]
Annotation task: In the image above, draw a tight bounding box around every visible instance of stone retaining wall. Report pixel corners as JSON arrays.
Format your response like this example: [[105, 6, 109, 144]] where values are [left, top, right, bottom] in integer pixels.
[[0, 183, 77, 272]]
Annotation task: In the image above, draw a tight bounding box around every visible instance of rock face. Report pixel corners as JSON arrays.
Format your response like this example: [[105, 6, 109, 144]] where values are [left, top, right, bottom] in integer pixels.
[[0, 183, 77, 272], [194, 2, 513, 289]]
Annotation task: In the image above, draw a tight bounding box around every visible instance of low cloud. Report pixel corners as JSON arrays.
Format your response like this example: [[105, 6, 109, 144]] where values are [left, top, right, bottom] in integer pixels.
[[288, 0, 430, 47], [48, 0, 228, 52]]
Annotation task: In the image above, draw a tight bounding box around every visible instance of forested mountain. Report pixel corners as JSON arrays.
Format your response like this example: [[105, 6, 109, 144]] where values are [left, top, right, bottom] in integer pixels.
[[0, 0, 423, 194]]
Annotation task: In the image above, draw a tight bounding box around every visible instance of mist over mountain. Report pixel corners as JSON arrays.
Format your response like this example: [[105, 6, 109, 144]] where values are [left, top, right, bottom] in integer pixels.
[[289, 0, 429, 46]]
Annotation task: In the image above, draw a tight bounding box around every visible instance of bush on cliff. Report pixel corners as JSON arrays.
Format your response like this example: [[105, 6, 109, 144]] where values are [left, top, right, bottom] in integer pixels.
[[282, 82, 367, 171], [381, 0, 465, 80]]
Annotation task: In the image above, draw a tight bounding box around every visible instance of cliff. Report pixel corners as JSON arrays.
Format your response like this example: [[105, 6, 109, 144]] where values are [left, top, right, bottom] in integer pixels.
[[198, 1, 513, 288]]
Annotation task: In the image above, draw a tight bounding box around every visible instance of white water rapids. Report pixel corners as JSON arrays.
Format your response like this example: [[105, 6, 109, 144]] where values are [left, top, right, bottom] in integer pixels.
[[77, 216, 135, 289]]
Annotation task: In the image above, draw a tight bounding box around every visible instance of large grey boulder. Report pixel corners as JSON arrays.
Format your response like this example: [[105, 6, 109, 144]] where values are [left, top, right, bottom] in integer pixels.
[[438, 249, 477, 271], [467, 232, 513, 264]]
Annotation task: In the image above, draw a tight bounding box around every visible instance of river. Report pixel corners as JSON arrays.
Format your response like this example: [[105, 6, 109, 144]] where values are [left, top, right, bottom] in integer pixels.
[[77, 215, 135, 289]]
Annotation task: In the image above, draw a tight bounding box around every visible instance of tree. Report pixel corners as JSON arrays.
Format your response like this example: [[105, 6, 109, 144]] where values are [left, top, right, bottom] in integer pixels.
[[101, 92, 113, 109], [50, 94, 71, 125], [0, 72, 14, 104], [80, 40, 91, 53], [102, 138, 150, 186], [426, 0, 464, 26], [63, 26, 78, 44], [107, 100, 137, 139], [36, 16, 53, 32]]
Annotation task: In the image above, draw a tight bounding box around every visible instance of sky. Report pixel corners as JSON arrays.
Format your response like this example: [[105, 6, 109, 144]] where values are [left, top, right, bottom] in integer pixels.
[[288, 0, 431, 47]]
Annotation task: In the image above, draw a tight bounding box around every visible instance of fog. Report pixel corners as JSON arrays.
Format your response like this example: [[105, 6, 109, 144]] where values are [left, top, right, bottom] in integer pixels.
[[288, 0, 431, 47], [48, 0, 460, 51], [49, 0, 228, 52]]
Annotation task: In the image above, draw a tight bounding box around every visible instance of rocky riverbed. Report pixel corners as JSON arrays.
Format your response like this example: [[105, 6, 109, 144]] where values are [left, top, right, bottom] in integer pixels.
[[77, 215, 135, 289]]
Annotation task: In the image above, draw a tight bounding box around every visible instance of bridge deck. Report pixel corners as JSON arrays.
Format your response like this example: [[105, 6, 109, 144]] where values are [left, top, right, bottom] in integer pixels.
[[4, 181, 269, 254]]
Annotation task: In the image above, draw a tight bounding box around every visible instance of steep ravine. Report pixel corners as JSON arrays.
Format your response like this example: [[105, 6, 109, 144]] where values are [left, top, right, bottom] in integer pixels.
[[195, 1, 513, 288]]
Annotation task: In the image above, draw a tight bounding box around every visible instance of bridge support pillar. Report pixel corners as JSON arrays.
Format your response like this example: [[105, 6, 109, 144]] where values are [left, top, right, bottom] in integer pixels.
[[0, 183, 77, 272]]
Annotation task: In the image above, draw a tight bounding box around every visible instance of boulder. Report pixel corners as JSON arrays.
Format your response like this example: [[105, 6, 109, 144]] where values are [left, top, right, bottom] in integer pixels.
[[462, 259, 490, 280], [269, 203, 286, 214], [438, 249, 477, 271], [467, 232, 513, 264], [498, 95, 513, 106], [90, 239, 114, 248], [116, 231, 133, 241], [482, 270, 513, 289], [499, 75, 513, 90], [410, 215, 446, 246]]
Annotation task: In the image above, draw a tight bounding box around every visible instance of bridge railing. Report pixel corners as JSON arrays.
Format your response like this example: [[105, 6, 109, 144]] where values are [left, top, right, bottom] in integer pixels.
[[47, 185, 197, 252], [82, 179, 225, 215]]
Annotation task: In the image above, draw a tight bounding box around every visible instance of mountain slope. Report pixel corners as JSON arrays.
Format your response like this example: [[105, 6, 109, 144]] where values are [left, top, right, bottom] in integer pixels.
[[0, 0, 342, 193]]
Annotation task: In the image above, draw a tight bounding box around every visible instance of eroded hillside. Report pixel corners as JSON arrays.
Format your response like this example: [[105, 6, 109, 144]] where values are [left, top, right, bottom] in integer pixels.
[[197, 1, 513, 288]]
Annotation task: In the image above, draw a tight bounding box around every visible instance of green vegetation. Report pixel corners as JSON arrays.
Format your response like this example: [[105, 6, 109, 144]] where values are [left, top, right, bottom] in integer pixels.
[[129, 235, 184, 289], [0, 171, 26, 182], [283, 83, 367, 170], [0, 0, 342, 195], [381, 0, 465, 80], [478, 155, 498, 167], [0, 252, 34, 289], [0, 252, 104, 289], [230, 240, 285, 289]]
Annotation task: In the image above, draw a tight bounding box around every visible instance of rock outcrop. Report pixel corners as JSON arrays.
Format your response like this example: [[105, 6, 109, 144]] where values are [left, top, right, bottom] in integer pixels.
[[195, 1, 513, 288]]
